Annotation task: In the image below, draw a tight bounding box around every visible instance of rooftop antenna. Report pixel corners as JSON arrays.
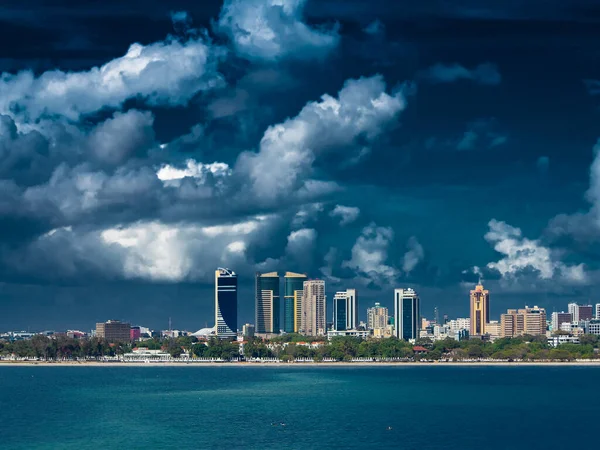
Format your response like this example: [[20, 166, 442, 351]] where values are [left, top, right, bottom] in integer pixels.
[[169, 317, 172, 332]]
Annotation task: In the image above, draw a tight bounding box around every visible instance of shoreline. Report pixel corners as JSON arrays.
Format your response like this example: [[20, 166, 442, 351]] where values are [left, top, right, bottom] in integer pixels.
[[2, 360, 600, 367]]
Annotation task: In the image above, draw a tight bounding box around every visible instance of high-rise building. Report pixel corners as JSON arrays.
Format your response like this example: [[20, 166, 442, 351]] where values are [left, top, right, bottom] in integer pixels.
[[215, 268, 237, 339], [551, 312, 573, 332], [96, 320, 131, 342], [579, 305, 594, 322], [596, 304, 600, 320], [522, 306, 547, 335], [367, 302, 389, 331], [394, 288, 420, 341], [301, 280, 326, 336], [283, 272, 307, 333], [501, 306, 546, 337], [470, 284, 489, 336], [332, 289, 358, 331], [333, 292, 347, 331], [568, 303, 579, 323], [501, 310, 524, 338], [255, 272, 280, 334]]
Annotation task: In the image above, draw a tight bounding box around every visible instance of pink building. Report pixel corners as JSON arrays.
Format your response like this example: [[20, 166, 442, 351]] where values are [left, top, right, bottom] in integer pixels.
[[130, 327, 141, 341]]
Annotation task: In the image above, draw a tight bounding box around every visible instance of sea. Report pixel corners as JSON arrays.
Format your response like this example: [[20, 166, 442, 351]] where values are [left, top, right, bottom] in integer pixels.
[[0, 365, 597, 449]]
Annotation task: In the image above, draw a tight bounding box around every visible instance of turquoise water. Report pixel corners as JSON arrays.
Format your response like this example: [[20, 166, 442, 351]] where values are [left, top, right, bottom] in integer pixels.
[[1, 366, 598, 449]]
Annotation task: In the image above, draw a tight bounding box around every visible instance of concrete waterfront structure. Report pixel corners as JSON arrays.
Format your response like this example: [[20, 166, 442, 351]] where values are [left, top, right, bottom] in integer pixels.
[[301, 280, 326, 336], [95, 320, 131, 342], [394, 288, 420, 341], [332, 289, 358, 331], [255, 272, 280, 335], [215, 268, 237, 339], [283, 272, 307, 333], [470, 284, 489, 336]]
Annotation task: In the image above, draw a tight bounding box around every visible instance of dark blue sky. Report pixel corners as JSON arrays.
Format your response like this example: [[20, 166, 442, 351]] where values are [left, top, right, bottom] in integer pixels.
[[1, 0, 600, 331]]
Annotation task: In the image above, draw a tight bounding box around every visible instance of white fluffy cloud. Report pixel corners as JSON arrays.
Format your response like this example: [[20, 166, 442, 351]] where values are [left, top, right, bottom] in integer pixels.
[[237, 75, 405, 202], [330, 205, 360, 226], [421, 62, 501, 85], [343, 223, 398, 286], [217, 0, 339, 61], [484, 219, 586, 284], [0, 36, 223, 121], [402, 236, 424, 274], [157, 159, 232, 186]]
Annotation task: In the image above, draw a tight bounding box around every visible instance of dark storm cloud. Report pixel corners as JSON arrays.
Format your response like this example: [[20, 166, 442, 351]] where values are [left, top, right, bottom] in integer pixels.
[[1, 0, 600, 330]]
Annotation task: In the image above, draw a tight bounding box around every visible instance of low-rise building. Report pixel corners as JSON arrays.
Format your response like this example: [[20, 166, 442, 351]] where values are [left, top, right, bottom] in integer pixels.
[[548, 336, 580, 347], [327, 329, 371, 340]]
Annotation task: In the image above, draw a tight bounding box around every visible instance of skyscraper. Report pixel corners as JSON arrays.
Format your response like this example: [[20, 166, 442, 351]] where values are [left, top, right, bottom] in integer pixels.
[[283, 272, 307, 333], [394, 288, 420, 341], [367, 302, 389, 336], [568, 303, 579, 323], [470, 284, 489, 336], [333, 292, 347, 331], [215, 268, 237, 339], [301, 280, 326, 336], [332, 289, 358, 331], [255, 272, 280, 334], [596, 304, 600, 320]]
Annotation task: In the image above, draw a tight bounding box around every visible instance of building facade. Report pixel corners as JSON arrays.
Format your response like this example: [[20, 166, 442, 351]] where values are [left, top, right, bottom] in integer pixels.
[[301, 280, 326, 336], [283, 272, 307, 333], [95, 320, 131, 342], [501, 306, 546, 337], [255, 272, 280, 334], [215, 268, 237, 339], [579, 305, 594, 322], [332, 289, 358, 331], [470, 284, 490, 336], [367, 302, 389, 332], [596, 304, 600, 320], [551, 312, 573, 332], [394, 288, 420, 341]]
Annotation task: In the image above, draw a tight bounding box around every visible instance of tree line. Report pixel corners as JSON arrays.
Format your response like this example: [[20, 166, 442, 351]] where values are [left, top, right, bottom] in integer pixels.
[[2, 333, 599, 362]]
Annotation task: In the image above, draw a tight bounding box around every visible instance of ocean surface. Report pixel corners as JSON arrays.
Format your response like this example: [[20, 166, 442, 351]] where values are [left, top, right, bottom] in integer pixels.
[[0, 365, 598, 449]]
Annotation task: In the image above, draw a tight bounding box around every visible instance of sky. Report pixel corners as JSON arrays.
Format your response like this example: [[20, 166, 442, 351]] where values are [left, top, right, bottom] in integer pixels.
[[1, 0, 600, 331]]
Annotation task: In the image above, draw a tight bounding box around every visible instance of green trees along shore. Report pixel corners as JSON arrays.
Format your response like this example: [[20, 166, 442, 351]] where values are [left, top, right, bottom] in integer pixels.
[[1, 333, 599, 362]]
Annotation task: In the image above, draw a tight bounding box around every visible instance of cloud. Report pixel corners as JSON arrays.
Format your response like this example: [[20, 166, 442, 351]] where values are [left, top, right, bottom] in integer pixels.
[[421, 62, 501, 86], [216, 0, 339, 61], [456, 118, 508, 151], [483, 219, 587, 284], [546, 139, 600, 242], [0, 34, 223, 121], [156, 159, 232, 188], [284, 228, 318, 268], [584, 79, 600, 96], [330, 205, 360, 226], [343, 222, 398, 286], [5, 216, 277, 283], [402, 236, 424, 274], [363, 20, 385, 35], [236, 75, 406, 203], [88, 110, 155, 166], [292, 202, 324, 228]]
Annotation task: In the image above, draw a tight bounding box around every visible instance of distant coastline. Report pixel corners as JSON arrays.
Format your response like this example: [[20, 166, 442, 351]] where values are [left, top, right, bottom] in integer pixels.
[[2, 360, 600, 367]]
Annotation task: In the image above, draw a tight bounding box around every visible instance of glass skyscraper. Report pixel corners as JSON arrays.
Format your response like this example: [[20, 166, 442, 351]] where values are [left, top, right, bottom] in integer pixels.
[[215, 268, 237, 339], [284, 272, 307, 333], [333, 289, 358, 331], [255, 272, 280, 334], [394, 288, 420, 341]]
